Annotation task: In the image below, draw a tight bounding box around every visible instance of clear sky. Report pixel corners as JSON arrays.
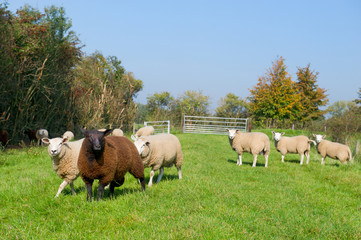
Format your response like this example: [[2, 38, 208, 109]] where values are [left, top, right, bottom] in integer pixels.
[[6, 0, 361, 111]]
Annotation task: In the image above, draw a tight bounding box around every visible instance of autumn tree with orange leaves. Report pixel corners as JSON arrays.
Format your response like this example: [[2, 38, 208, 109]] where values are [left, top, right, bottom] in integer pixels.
[[296, 64, 328, 122], [249, 57, 303, 128]]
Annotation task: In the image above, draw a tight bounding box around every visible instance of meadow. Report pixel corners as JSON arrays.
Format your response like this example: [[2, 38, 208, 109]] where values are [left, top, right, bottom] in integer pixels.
[[0, 130, 360, 239]]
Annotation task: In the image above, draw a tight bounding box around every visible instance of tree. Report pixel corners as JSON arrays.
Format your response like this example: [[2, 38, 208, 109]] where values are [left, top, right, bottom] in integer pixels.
[[146, 91, 174, 120], [215, 93, 249, 118], [326, 101, 356, 118], [72, 52, 143, 131], [296, 64, 328, 121], [354, 88, 361, 106], [249, 57, 303, 127], [176, 90, 210, 116]]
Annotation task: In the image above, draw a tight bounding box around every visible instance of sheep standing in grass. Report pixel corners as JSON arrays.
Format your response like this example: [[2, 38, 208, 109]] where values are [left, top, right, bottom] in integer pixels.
[[132, 133, 183, 187], [42, 137, 84, 197], [78, 129, 145, 201], [313, 134, 352, 164], [226, 129, 270, 168], [24, 129, 37, 144], [272, 131, 316, 165], [36, 129, 49, 146], [135, 126, 154, 137], [62, 131, 74, 141]]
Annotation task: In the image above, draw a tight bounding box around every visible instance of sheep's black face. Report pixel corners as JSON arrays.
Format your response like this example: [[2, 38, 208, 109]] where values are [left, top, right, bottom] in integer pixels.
[[81, 128, 113, 154]]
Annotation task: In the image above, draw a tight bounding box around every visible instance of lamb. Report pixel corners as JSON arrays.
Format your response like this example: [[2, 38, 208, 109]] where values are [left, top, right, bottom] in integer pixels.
[[24, 129, 37, 144], [135, 126, 155, 137], [36, 129, 49, 146], [42, 137, 84, 197], [131, 133, 183, 187], [62, 131, 74, 141], [226, 129, 270, 168], [272, 131, 316, 165], [313, 134, 352, 164], [0, 129, 9, 147], [78, 129, 145, 201]]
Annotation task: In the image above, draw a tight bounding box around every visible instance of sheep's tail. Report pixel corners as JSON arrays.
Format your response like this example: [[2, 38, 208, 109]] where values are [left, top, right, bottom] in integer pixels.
[[348, 147, 353, 163], [308, 140, 316, 146]]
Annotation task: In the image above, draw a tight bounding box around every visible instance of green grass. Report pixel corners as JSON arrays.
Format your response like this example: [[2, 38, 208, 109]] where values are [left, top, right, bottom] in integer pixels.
[[0, 131, 361, 239]]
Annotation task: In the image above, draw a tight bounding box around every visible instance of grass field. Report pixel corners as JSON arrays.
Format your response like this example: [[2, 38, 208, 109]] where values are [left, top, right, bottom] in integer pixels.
[[0, 130, 360, 239]]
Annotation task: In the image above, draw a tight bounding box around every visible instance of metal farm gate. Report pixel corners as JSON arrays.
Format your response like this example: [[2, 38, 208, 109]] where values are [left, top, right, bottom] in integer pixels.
[[183, 115, 248, 135], [144, 120, 170, 134]]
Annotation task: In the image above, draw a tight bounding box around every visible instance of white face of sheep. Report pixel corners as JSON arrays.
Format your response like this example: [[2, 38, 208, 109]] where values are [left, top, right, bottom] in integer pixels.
[[226, 129, 238, 140], [132, 136, 149, 157], [313, 134, 325, 143], [42, 137, 69, 157], [272, 132, 284, 141]]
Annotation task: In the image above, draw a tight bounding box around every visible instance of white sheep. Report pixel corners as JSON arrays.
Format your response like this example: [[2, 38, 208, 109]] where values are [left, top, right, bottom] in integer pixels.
[[62, 131, 74, 141], [131, 133, 183, 187], [112, 128, 124, 136], [226, 129, 270, 168], [42, 137, 84, 197], [135, 126, 155, 137], [313, 134, 352, 164], [272, 131, 316, 165], [36, 129, 49, 146]]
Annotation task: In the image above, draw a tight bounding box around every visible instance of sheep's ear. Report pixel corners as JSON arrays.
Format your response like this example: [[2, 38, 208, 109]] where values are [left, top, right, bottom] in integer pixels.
[[104, 129, 113, 137], [281, 132, 285, 136], [131, 135, 137, 141], [226, 128, 229, 132], [236, 129, 239, 133], [62, 137, 69, 143], [271, 131, 275, 134], [312, 134, 316, 138], [145, 140, 150, 146], [80, 128, 88, 136], [42, 138, 50, 145], [322, 135, 326, 139]]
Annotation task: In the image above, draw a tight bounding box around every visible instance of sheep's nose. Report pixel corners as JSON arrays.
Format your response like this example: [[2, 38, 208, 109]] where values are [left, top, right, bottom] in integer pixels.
[[51, 150, 56, 154]]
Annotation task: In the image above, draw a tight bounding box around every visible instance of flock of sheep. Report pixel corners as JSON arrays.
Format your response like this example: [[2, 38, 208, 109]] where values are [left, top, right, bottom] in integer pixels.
[[227, 129, 352, 168], [1, 125, 352, 201]]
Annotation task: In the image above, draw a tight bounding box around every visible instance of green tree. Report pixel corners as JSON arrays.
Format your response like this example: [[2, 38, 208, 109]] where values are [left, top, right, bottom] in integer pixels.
[[215, 93, 249, 118], [176, 90, 210, 116], [296, 64, 328, 122], [249, 56, 303, 127], [326, 101, 356, 118], [146, 91, 174, 120]]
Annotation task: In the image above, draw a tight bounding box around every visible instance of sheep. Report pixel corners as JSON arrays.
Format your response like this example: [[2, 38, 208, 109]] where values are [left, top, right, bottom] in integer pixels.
[[226, 129, 270, 168], [0, 129, 9, 147], [112, 128, 124, 136], [41, 137, 84, 197], [313, 134, 352, 164], [135, 126, 155, 137], [131, 133, 183, 187], [36, 129, 49, 146], [272, 131, 316, 165], [62, 131, 74, 141], [24, 129, 37, 144], [78, 129, 145, 201]]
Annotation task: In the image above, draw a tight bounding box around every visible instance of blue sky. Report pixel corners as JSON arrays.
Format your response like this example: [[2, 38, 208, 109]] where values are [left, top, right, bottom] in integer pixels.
[[6, 0, 361, 111]]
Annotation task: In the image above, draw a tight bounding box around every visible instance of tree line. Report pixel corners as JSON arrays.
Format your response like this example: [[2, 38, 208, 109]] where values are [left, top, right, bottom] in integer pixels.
[[1, 4, 360, 146], [0, 4, 141, 143]]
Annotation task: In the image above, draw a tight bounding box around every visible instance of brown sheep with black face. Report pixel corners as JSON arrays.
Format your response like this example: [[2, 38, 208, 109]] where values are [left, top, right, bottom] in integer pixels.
[[78, 129, 145, 201]]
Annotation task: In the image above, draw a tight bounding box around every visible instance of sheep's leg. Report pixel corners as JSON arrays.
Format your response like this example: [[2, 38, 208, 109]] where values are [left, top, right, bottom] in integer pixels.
[[306, 152, 310, 164], [149, 170, 155, 187], [281, 155, 285, 163], [86, 182, 93, 202], [156, 167, 164, 183], [264, 155, 269, 168], [177, 166, 182, 179], [96, 183, 105, 201], [109, 181, 116, 199], [252, 155, 257, 167], [55, 180, 68, 198], [237, 154, 242, 166], [70, 181, 76, 195], [321, 157, 325, 165], [300, 154, 304, 165]]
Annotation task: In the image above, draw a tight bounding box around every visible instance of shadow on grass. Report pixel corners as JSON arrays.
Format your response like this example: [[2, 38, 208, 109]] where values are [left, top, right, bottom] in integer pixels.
[[227, 159, 265, 167]]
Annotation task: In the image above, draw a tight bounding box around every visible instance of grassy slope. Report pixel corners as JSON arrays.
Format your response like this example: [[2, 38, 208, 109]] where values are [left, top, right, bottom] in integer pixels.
[[0, 131, 360, 239]]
